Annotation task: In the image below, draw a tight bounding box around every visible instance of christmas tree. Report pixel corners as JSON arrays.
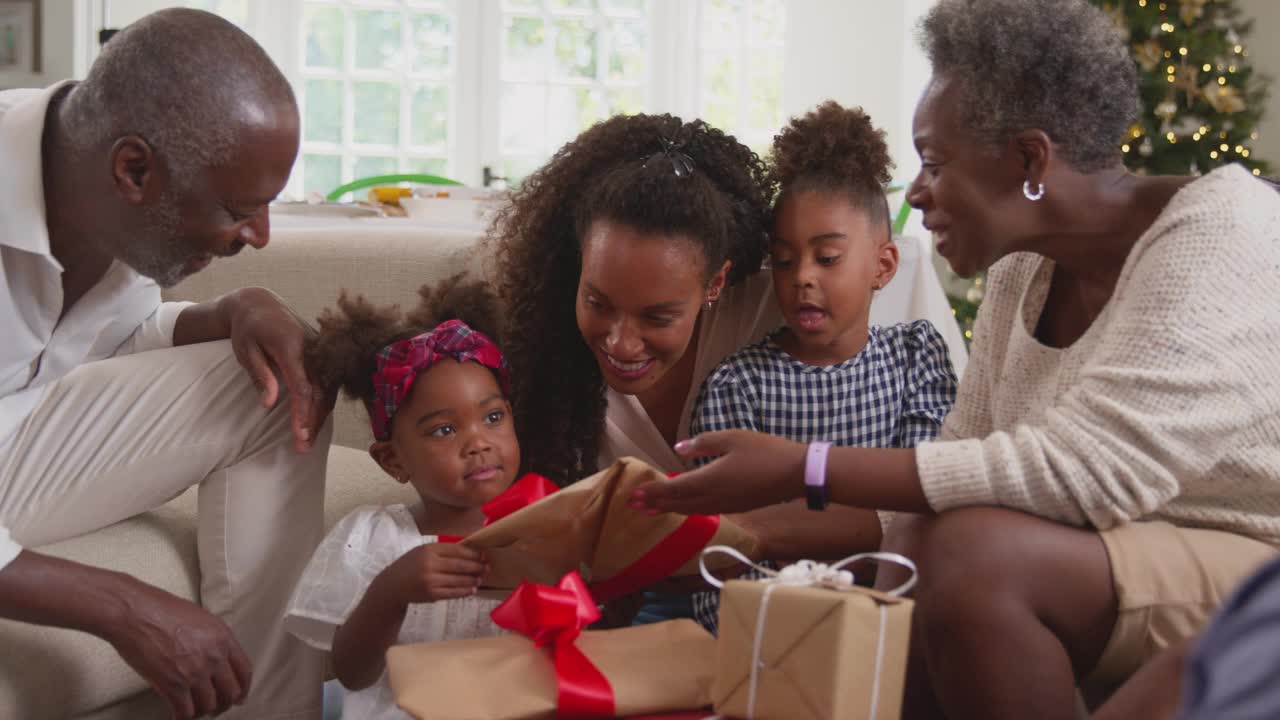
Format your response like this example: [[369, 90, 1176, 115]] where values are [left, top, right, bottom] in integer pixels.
[[1091, 0, 1272, 176], [941, 0, 1273, 347]]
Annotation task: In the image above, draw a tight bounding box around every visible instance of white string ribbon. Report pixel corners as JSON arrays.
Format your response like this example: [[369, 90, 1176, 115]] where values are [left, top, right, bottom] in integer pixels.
[[700, 545, 918, 719]]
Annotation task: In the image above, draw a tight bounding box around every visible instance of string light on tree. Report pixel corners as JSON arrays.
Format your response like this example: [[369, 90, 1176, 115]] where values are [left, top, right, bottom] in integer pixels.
[[1090, 0, 1272, 177]]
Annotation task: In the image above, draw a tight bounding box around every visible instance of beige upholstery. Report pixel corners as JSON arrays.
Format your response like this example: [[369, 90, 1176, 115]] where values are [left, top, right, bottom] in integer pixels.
[[0, 221, 478, 718]]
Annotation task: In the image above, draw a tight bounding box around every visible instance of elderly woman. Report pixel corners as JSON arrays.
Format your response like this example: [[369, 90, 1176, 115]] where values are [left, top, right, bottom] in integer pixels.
[[632, 0, 1280, 718]]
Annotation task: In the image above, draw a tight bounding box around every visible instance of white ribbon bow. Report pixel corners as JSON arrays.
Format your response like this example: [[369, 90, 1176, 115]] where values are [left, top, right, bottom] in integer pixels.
[[699, 545, 919, 720], [698, 545, 918, 596]]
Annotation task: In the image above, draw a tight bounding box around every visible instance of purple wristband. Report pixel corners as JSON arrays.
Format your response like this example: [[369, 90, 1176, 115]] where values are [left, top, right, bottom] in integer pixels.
[[804, 441, 832, 511]]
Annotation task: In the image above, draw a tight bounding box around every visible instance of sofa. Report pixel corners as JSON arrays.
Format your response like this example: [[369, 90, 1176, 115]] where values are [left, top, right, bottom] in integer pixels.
[[0, 221, 485, 718]]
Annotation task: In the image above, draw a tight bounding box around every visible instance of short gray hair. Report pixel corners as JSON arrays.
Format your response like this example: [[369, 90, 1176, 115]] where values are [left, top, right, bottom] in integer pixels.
[[65, 8, 296, 190], [919, 0, 1139, 172]]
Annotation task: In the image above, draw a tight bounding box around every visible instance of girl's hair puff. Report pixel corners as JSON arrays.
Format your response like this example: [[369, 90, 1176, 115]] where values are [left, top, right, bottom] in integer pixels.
[[769, 101, 894, 234], [489, 113, 774, 484], [306, 273, 504, 409]]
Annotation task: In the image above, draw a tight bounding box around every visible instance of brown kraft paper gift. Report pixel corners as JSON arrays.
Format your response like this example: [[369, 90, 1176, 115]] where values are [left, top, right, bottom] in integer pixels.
[[387, 619, 717, 720], [713, 577, 914, 720], [463, 457, 760, 592]]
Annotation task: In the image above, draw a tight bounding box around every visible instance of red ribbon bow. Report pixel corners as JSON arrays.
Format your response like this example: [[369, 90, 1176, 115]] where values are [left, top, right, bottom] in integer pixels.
[[491, 572, 615, 718]]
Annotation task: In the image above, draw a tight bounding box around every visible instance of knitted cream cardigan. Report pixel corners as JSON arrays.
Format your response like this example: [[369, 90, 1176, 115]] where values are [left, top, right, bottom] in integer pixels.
[[917, 164, 1280, 543]]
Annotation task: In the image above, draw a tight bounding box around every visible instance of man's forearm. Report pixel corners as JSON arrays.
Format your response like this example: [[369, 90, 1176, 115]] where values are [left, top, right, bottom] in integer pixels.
[[0, 550, 135, 640], [172, 292, 236, 347]]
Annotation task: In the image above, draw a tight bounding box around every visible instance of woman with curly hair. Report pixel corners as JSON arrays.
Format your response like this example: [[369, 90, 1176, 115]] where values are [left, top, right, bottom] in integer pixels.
[[491, 113, 776, 486], [632, 0, 1280, 717], [683, 101, 959, 633]]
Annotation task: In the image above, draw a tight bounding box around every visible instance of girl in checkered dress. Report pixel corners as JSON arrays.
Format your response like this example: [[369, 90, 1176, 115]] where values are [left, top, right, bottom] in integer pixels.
[[284, 275, 518, 720], [688, 102, 959, 632]]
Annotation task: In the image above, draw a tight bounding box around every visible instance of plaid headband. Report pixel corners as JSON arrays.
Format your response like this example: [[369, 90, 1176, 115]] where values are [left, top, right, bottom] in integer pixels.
[[370, 319, 511, 441]]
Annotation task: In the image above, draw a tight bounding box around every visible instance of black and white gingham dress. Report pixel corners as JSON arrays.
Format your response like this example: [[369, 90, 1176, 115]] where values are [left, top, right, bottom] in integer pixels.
[[689, 320, 959, 632]]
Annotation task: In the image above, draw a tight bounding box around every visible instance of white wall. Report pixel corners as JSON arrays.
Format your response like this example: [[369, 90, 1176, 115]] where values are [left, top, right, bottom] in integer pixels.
[[1239, 0, 1280, 168], [0, 0, 89, 90], [782, 0, 937, 238]]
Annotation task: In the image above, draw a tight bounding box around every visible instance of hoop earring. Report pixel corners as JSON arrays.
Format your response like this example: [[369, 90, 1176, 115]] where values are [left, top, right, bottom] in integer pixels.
[[1023, 180, 1045, 201]]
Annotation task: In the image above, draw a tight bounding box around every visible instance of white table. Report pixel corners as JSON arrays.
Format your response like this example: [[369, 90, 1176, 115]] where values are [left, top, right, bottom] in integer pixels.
[[271, 214, 968, 377]]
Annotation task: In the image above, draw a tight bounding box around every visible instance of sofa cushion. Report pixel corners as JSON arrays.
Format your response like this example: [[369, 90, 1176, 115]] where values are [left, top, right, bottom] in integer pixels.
[[0, 444, 410, 719]]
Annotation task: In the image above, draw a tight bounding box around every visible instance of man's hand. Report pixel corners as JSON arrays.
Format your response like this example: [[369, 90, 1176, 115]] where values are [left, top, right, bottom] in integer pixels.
[[222, 288, 331, 453], [0, 551, 251, 720], [174, 287, 333, 453], [628, 430, 807, 515], [106, 581, 252, 719]]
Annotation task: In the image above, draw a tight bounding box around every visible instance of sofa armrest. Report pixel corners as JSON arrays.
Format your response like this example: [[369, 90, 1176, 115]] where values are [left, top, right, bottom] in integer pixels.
[[163, 222, 486, 449]]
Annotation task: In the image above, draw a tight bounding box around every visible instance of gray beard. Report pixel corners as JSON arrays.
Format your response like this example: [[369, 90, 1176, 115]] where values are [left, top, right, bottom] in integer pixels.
[[118, 199, 204, 288]]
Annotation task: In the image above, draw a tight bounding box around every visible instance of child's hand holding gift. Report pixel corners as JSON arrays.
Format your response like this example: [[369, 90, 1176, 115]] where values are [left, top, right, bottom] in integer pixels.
[[377, 543, 490, 605]]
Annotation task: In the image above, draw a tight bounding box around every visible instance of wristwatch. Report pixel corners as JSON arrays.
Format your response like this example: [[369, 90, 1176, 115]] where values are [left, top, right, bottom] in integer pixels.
[[804, 441, 832, 511]]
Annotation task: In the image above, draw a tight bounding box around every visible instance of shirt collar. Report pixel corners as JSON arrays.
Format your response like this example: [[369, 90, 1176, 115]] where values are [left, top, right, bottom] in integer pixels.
[[0, 81, 76, 258]]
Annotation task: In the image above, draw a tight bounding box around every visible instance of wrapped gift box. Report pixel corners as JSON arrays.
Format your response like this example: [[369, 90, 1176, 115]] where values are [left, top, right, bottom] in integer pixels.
[[713, 574, 914, 720], [388, 573, 717, 720], [463, 457, 760, 600]]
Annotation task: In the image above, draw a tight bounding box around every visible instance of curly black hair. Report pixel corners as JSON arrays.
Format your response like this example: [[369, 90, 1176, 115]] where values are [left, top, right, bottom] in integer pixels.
[[489, 113, 774, 485], [770, 101, 894, 235], [306, 273, 504, 410], [919, 0, 1138, 172]]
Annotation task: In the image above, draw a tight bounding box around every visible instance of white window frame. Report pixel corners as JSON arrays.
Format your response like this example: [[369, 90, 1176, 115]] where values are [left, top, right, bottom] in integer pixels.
[[80, 0, 785, 192]]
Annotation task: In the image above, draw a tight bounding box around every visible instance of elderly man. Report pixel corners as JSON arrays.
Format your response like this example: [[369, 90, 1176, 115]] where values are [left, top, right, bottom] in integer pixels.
[[0, 9, 328, 719]]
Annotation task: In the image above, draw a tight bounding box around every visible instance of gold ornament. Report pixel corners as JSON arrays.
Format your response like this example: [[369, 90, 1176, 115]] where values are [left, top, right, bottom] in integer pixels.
[[1172, 65, 1202, 106], [1134, 40, 1163, 71], [1180, 0, 1210, 26], [1203, 82, 1245, 114]]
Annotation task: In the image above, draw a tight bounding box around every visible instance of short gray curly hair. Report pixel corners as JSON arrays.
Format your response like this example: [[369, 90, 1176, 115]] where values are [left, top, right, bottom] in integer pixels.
[[65, 8, 296, 191], [919, 0, 1139, 172]]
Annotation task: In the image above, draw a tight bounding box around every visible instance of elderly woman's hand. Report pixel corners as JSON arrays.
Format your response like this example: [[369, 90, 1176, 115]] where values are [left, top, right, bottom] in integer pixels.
[[629, 430, 807, 515]]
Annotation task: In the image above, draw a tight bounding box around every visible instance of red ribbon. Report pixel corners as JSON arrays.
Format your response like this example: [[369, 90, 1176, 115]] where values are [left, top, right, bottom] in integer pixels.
[[587, 513, 720, 603], [437, 473, 557, 544], [490, 572, 615, 718]]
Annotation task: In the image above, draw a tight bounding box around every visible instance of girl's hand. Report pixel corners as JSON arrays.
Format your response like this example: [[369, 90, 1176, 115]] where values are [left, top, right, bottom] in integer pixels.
[[629, 430, 808, 515], [382, 543, 488, 605]]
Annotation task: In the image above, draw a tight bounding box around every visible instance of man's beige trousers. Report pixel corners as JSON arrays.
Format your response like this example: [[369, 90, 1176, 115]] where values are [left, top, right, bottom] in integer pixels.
[[0, 340, 329, 719]]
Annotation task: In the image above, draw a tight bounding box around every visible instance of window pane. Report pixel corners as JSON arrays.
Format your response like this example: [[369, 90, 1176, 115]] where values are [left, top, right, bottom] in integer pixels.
[[552, 18, 597, 80], [747, 52, 782, 130], [411, 13, 452, 72], [505, 0, 541, 10], [303, 154, 342, 197], [602, 0, 645, 15], [607, 87, 644, 116], [606, 18, 645, 82], [702, 51, 739, 130], [502, 155, 545, 186], [353, 82, 400, 145], [748, 0, 784, 46], [501, 84, 546, 153], [504, 17, 547, 82], [702, 0, 741, 50], [354, 156, 398, 180], [407, 157, 450, 178], [304, 79, 344, 143], [551, 0, 597, 10], [354, 10, 402, 71], [548, 86, 606, 147], [410, 84, 450, 147], [304, 6, 345, 70]]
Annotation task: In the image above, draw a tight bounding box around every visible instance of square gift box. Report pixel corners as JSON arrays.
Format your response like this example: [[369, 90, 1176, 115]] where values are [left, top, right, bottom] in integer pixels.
[[712, 555, 915, 720]]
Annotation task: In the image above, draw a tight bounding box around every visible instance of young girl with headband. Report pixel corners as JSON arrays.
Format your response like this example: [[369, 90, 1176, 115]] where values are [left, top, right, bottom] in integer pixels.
[[284, 275, 518, 720]]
